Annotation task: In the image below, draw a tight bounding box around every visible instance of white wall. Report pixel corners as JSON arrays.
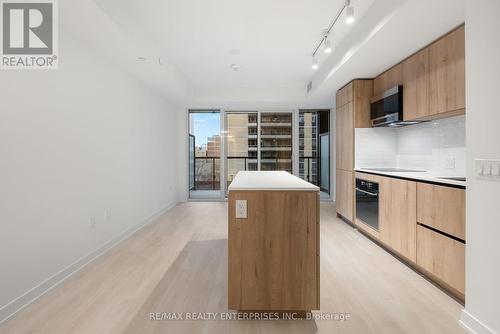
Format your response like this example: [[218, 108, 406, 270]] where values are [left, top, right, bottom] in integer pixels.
[[461, 1, 500, 333], [0, 31, 182, 321], [355, 116, 466, 176]]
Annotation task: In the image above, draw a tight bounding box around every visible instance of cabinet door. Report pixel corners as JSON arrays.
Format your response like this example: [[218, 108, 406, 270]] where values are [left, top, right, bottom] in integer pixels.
[[428, 26, 465, 115], [353, 80, 373, 128], [403, 48, 430, 120], [343, 82, 353, 105], [336, 91, 342, 109], [335, 105, 343, 170], [380, 177, 417, 261], [417, 225, 465, 296], [417, 183, 465, 240], [336, 169, 353, 221], [373, 63, 403, 96], [336, 102, 353, 171]]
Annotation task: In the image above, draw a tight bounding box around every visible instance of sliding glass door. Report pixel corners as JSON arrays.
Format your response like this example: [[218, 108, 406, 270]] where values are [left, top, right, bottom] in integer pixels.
[[188, 110, 297, 199], [188, 111, 222, 199], [259, 112, 293, 172], [224, 111, 293, 192], [298, 110, 330, 197], [225, 112, 258, 191]]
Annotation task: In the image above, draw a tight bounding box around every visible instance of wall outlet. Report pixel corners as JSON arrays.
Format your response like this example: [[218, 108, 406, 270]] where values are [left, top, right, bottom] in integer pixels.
[[235, 200, 247, 219], [445, 157, 456, 169]]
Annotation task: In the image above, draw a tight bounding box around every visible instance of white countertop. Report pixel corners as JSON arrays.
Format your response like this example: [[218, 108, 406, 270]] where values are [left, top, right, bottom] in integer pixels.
[[228, 171, 320, 191], [355, 168, 466, 187]]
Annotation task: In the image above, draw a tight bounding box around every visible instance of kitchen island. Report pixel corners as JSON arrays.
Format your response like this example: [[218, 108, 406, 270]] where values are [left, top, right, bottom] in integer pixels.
[[227, 171, 320, 311]]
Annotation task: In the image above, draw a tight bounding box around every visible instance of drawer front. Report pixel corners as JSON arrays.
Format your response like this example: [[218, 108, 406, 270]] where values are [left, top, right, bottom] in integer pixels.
[[417, 183, 465, 240], [416, 225, 465, 295]]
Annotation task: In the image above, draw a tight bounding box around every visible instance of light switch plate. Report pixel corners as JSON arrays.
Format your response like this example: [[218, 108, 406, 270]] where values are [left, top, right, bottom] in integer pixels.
[[235, 200, 247, 219], [475, 159, 500, 180]]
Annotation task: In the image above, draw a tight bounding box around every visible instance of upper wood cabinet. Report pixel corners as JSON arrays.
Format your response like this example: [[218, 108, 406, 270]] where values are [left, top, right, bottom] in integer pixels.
[[375, 25, 465, 122], [403, 48, 430, 120], [336, 82, 353, 108], [428, 25, 465, 116], [353, 80, 373, 128], [402, 25, 465, 121], [373, 63, 402, 96], [380, 177, 417, 262], [417, 183, 465, 240]]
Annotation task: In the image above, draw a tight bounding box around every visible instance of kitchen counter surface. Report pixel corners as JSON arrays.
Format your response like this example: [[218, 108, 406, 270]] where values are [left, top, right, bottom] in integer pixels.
[[228, 171, 319, 191], [355, 168, 466, 188]]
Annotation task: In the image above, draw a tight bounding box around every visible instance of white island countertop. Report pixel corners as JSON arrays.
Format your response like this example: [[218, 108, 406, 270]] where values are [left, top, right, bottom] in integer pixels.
[[228, 171, 320, 191]]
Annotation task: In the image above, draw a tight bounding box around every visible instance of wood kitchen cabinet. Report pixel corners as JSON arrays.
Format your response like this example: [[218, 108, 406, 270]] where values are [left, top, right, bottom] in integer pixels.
[[417, 183, 465, 240], [373, 63, 402, 96], [428, 25, 465, 116], [403, 48, 430, 120], [380, 177, 417, 262], [336, 81, 353, 109], [336, 169, 354, 222], [335, 80, 372, 222], [353, 172, 466, 299], [402, 25, 465, 121], [336, 102, 354, 171], [417, 225, 465, 297]]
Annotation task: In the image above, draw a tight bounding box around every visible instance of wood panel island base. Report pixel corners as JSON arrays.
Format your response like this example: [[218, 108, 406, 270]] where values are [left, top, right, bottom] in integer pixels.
[[227, 171, 320, 312]]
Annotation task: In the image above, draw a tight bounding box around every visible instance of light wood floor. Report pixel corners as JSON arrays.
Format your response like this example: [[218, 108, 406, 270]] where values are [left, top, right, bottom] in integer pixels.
[[0, 202, 466, 334]]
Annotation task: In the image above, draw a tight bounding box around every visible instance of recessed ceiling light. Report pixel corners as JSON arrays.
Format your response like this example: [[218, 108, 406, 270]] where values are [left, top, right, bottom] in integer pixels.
[[229, 49, 240, 55]]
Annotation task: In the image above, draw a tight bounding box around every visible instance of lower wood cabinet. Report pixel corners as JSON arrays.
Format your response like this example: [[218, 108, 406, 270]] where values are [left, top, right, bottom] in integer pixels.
[[417, 183, 465, 240], [380, 177, 417, 262], [416, 225, 465, 297], [335, 169, 353, 222], [353, 172, 465, 299]]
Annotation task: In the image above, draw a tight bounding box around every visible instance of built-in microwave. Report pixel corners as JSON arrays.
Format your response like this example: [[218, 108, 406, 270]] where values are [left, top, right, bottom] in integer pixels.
[[370, 85, 424, 127]]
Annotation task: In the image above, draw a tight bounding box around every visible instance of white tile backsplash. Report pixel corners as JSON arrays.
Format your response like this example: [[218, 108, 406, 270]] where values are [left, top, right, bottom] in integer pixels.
[[355, 115, 465, 175]]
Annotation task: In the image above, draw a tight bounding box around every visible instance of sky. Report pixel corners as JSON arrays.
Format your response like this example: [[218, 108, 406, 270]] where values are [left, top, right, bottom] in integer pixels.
[[190, 112, 220, 147]]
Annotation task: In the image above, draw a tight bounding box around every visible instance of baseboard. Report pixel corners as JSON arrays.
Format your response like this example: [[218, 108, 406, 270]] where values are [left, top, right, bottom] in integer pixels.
[[0, 201, 178, 325], [460, 309, 497, 334]]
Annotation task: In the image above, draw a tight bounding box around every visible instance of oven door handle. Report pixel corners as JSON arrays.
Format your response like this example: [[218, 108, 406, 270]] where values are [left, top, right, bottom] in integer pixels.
[[355, 188, 379, 196]]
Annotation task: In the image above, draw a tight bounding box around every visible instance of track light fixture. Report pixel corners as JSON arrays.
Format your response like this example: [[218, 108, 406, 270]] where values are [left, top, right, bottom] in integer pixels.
[[310, 0, 356, 70], [345, 0, 355, 24], [312, 56, 319, 70], [323, 37, 332, 54]]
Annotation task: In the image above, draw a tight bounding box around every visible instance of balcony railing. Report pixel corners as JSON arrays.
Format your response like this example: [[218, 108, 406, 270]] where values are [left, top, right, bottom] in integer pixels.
[[301, 156, 318, 184], [193, 156, 317, 190], [194, 157, 220, 190]]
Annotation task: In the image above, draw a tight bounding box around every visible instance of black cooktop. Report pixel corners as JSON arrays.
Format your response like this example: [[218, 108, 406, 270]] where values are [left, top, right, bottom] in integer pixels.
[[364, 168, 427, 172]]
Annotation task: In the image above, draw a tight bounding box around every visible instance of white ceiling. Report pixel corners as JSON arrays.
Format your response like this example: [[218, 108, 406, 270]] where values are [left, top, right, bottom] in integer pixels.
[[86, 0, 465, 108], [95, 0, 373, 88]]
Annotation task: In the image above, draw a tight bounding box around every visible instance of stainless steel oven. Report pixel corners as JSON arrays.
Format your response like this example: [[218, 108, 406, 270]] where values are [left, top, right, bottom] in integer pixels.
[[355, 178, 379, 231]]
